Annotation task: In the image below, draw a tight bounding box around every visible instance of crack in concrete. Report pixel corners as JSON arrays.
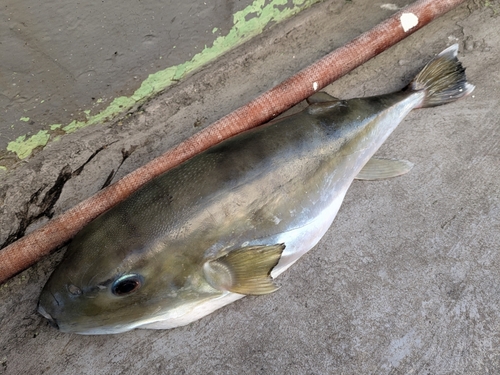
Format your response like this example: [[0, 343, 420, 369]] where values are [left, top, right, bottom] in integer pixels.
[[0, 145, 110, 249], [100, 145, 138, 190]]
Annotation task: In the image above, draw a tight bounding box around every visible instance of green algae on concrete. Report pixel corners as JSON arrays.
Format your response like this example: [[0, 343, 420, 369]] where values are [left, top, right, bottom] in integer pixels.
[[4, 0, 319, 163], [62, 96, 136, 134], [130, 0, 319, 103], [6, 130, 50, 160]]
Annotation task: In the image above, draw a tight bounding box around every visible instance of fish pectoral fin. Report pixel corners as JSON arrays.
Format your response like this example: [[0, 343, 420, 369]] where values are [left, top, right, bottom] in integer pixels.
[[355, 158, 414, 180], [306, 92, 340, 104], [203, 244, 285, 295]]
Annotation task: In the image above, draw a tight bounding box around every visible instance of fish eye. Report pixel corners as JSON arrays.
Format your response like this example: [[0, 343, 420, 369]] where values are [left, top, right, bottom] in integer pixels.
[[111, 274, 143, 296]]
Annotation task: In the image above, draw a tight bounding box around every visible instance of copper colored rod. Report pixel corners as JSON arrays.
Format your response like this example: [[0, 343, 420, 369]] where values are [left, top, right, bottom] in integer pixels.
[[0, 0, 466, 283]]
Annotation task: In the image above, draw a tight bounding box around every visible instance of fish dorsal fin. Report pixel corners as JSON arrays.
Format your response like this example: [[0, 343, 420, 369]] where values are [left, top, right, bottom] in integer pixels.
[[355, 158, 414, 180], [306, 92, 340, 104], [203, 244, 285, 295], [306, 92, 346, 116], [307, 101, 347, 116]]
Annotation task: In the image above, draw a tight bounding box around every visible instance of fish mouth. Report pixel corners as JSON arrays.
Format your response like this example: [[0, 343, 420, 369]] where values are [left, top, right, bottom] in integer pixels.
[[37, 302, 137, 334], [37, 303, 59, 330]]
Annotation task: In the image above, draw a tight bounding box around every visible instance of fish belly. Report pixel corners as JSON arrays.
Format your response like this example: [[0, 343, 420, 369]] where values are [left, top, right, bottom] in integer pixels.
[[139, 186, 348, 330], [270, 189, 347, 277]]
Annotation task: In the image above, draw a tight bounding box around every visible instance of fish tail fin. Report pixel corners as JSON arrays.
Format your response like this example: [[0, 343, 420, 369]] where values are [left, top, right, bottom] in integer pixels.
[[407, 44, 474, 108]]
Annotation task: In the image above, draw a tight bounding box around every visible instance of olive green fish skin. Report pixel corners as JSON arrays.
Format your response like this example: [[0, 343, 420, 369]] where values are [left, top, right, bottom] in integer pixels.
[[38, 90, 424, 334], [37, 45, 474, 334]]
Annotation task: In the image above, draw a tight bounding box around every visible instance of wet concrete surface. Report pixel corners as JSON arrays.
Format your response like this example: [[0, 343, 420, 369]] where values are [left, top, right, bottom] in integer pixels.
[[0, 0, 289, 152], [1, 0, 500, 374]]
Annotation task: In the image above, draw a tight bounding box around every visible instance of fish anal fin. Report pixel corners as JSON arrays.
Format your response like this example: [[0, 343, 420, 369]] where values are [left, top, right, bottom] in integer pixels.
[[355, 158, 414, 180], [204, 244, 285, 295]]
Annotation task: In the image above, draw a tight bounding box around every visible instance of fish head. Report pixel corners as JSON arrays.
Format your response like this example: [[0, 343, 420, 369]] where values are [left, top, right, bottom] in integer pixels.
[[37, 213, 212, 335]]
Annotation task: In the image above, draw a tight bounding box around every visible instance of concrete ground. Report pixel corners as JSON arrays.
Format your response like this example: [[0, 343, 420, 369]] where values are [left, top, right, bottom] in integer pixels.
[[1, 0, 499, 374], [1, 0, 316, 155]]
